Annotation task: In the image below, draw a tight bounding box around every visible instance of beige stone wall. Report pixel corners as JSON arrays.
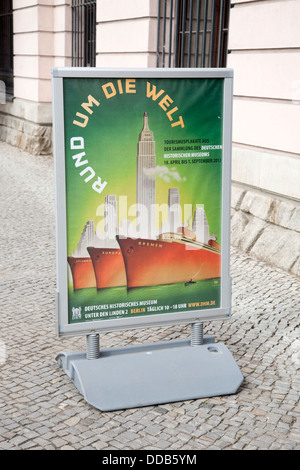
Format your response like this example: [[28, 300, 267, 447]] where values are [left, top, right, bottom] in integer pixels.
[[231, 183, 300, 277]]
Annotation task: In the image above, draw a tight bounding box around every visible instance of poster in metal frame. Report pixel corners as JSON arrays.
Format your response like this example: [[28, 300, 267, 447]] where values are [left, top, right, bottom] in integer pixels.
[[52, 67, 233, 338]]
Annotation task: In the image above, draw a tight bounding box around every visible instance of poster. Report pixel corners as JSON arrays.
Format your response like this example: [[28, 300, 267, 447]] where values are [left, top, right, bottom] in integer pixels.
[[53, 69, 233, 335]]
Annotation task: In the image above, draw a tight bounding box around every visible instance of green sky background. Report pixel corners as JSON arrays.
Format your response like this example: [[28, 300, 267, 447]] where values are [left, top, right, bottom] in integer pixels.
[[63, 77, 224, 254]]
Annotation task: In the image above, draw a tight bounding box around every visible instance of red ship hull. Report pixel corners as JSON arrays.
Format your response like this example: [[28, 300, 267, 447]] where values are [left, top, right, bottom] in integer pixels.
[[117, 236, 221, 288], [87, 247, 127, 289], [67, 257, 96, 290]]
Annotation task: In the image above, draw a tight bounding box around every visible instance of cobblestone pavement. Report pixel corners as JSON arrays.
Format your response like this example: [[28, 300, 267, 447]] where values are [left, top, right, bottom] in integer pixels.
[[0, 141, 299, 450]]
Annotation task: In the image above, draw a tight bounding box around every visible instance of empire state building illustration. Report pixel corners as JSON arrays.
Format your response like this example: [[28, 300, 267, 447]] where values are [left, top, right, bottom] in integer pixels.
[[136, 111, 156, 238], [68, 112, 221, 290]]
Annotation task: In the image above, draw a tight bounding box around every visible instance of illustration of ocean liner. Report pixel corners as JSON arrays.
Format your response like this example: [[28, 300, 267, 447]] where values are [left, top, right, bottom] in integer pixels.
[[67, 221, 96, 290], [67, 256, 96, 290], [86, 194, 127, 289], [116, 229, 221, 289], [87, 246, 126, 289]]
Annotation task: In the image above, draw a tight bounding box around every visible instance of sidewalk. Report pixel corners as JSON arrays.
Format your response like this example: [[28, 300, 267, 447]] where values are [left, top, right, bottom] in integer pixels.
[[0, 141, 299, 450]]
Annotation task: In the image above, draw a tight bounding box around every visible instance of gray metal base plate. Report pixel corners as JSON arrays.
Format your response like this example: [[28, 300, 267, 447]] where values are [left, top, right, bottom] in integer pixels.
[[56, 337, 243, 411]]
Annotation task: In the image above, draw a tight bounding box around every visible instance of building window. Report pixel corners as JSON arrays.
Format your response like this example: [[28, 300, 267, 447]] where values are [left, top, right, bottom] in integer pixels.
[[156, 0, 230, 68], [0, 0, 13, 100], [71, 0, 96, 67]]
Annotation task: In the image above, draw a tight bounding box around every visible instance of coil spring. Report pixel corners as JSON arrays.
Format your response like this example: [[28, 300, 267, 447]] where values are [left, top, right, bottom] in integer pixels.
[[86, 334, 100, 360], [191, 322, 204, 346]]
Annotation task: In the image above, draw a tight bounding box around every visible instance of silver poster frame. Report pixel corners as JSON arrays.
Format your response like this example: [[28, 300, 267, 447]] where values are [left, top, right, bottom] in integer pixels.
[[52, 67, 233, 338]]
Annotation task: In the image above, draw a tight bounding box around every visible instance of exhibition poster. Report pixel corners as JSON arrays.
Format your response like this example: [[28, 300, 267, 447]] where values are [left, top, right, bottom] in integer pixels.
[[62, 75, 225, 326]]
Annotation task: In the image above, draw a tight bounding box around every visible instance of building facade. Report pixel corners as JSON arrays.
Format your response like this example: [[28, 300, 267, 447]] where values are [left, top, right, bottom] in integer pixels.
[[0, 0, 299, 274], [227, 0, 300, 276]]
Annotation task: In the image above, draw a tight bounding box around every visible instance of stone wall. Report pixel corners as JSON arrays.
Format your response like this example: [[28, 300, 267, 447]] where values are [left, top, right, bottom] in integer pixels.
[[0, 99, 52, 155], [0, 113, 52, 156], [231, 183, 300, 277]]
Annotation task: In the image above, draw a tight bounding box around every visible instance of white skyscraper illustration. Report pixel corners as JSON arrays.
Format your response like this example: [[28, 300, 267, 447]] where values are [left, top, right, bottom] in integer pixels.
[[104, 194, 119, 247], [72, 220, 95, 257], [192, 205, 210, 244], [168, 187, 181, 233], [104, 194, 118, 239], [136, 112, 156, 237]]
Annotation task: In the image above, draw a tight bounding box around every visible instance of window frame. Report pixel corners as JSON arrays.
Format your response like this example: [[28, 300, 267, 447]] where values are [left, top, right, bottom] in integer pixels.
[[71, 0, 97, 68], [0, 0, 14, 101], [156, 0, 231, 69]]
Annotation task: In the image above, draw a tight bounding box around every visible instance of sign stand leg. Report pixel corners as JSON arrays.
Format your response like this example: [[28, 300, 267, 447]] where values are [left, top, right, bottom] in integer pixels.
[[86, 333, 100, 360], [191, 322, 204, 346]]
